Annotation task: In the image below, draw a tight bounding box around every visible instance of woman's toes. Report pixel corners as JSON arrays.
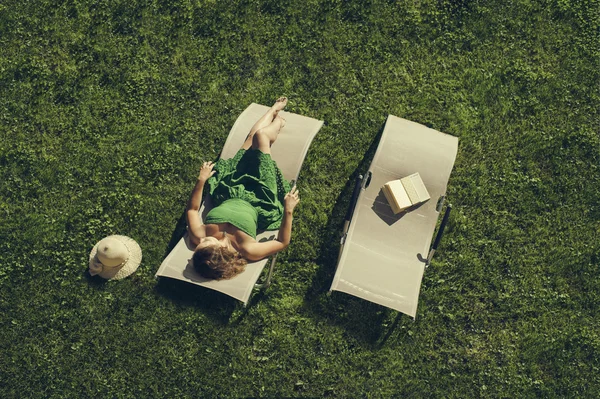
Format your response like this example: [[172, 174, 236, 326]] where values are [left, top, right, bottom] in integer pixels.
[[273, 97, 288, 111]]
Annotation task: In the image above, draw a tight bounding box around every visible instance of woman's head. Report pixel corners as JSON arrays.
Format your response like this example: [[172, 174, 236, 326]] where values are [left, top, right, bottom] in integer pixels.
[[192, 239, 247, 280]]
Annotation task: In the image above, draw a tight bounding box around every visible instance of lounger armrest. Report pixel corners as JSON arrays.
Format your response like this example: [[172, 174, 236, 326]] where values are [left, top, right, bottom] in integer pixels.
[[340, 174, 364, 246], [426, 203, 453, 267], [344, 175, 364, 222]]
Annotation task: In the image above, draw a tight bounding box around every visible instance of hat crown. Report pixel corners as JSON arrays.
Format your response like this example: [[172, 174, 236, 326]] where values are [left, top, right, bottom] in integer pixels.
[[96, 237, 129, 267]]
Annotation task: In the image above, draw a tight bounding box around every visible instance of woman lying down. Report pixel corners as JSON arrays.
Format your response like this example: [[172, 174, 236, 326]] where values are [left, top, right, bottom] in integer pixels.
[[186, 97, 300, 280]]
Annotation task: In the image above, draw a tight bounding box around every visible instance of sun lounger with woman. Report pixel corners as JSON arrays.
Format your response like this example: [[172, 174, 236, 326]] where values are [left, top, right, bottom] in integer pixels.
[[185, 98, 300, 280]]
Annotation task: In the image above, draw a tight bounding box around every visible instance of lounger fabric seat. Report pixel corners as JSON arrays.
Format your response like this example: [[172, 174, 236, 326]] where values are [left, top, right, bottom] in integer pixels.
[[156, 103, 323, 304], [330, 115, 458, 318]]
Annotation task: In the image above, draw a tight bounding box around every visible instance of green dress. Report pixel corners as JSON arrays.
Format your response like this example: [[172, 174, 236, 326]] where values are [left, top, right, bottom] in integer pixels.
[[205, 149, 291, 238]]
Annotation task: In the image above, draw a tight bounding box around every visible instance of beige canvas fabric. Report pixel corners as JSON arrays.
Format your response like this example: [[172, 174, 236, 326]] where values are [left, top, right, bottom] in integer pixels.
[[155, 103, 323, 304], [330, 115, 458, 318]]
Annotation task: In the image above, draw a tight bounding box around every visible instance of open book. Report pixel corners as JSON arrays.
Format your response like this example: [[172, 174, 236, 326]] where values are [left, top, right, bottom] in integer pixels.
[[382, 172, 430, 214]]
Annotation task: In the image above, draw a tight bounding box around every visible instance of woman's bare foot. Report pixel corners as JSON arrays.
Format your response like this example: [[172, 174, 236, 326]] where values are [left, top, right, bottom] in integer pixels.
[[275, 115, 286, 129], [246, 97, 288, 142], [271, 97, 288, 113]]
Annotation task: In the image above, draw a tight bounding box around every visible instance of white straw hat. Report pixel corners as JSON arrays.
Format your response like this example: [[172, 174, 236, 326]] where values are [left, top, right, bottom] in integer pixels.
[[88, 235, 142, 280]]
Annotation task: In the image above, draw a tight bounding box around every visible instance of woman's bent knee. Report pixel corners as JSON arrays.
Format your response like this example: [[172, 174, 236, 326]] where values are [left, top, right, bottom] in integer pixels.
[[252, 130, 271, 152]]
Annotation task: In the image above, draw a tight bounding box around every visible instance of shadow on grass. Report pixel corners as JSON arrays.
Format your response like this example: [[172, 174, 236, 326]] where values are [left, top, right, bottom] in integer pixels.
[[302, 122, 412, 347], [154, 277, 242, 325], [154, 273, 273, 326], [162, 210, 188, 259]]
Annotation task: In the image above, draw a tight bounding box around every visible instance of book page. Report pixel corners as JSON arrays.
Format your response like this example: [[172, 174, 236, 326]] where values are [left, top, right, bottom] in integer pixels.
[[401, 173, 430, 204], [385, 180, 411, 211], [381, 184, 399, 213]]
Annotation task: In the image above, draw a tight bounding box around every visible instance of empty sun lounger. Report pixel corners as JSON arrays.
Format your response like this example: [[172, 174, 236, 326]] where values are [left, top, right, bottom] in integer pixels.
[[156, 103, 323, 304], [330, 115, 458, 318]]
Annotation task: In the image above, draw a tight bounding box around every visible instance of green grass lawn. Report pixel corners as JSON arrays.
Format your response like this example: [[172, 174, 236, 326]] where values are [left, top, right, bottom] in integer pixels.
[[1, 0, 598, 397]]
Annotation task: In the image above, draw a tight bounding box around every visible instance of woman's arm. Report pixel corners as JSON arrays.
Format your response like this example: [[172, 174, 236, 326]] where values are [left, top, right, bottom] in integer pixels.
[[241, 185, 299, 261], [276, 209, 294, 247], [186, 161, 215, 244]]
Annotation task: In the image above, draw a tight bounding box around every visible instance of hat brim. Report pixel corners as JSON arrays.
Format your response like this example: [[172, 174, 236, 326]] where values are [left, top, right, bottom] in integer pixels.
[[89, 235, 142, 280]]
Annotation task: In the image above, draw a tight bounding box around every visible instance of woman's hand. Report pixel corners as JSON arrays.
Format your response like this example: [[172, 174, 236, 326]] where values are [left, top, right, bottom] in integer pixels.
[[198, 161, 216, 183], [284, 184, 300, 213]]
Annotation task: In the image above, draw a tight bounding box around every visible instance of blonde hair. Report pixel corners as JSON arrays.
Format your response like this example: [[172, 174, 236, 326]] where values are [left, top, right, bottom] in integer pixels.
[[192, 245, 247, 280]]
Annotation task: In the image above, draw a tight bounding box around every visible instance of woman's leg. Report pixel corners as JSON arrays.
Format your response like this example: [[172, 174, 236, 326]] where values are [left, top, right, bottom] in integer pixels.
[[241, 97, 287, 150], [248, 116, 285, 154]]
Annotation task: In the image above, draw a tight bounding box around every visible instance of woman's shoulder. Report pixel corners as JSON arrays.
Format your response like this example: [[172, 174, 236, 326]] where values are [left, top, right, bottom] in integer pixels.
[[233, 227, 255, 243], [233, 229, 256, 250]]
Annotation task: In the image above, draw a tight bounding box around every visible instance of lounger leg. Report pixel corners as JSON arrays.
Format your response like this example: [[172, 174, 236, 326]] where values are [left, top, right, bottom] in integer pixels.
[[255, 254, 278, 290]]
